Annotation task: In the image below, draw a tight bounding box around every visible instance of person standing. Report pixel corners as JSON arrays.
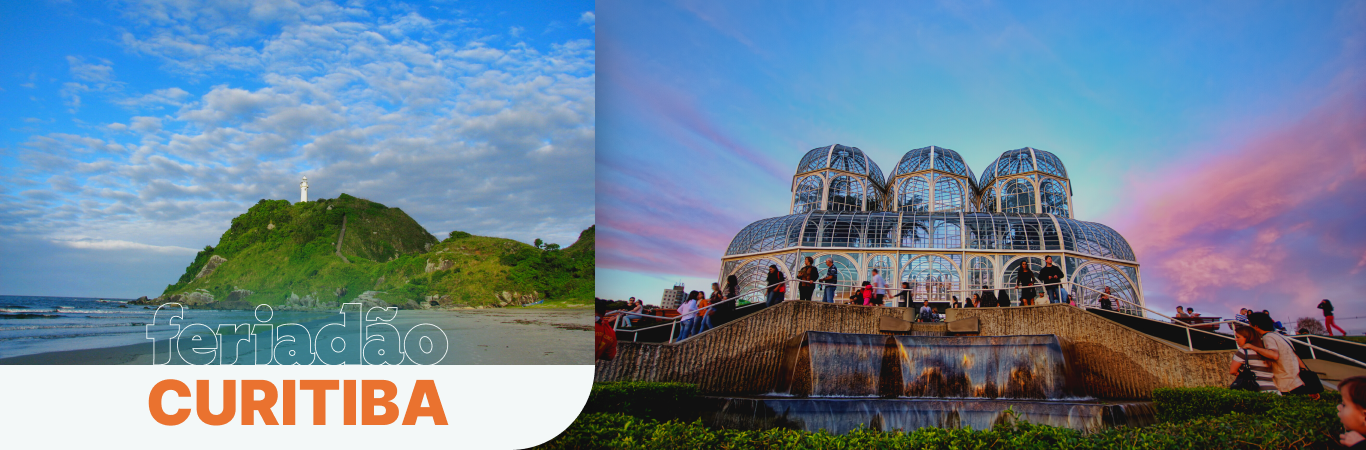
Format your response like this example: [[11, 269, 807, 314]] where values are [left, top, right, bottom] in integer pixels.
[[820, 258, 839, 303], [1016, 262, 1036, 306], [721, 276, 739, 324], [1322, 299, 1347, 336], [709, 283, 730, 327], [676, 293, 697, 340], [895, 281, 912, 308], [1040, 256, 1064, 304], [695, 290, 713, 333], [870, 269, 887, 306], [765, 265, 786, 308], [797, 257, 819, 301], [979, 285, 998, 308]]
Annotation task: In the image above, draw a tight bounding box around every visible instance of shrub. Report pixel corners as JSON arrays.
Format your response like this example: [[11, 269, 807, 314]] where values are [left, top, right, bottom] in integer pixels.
[[540, 385, 1344, 450], [583, 382, 702, 423]]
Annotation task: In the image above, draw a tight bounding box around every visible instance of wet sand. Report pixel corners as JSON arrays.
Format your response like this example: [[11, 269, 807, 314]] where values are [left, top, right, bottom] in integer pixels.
[[0, 308, 591, 365]]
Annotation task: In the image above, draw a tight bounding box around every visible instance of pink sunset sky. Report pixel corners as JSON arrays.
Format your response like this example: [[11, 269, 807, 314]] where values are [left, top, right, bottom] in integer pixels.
[[596, 1, 1366, 332]]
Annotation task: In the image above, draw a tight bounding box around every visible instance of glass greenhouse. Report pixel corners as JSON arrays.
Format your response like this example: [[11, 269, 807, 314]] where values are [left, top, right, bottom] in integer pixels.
[[726, 145, 1142, 314]]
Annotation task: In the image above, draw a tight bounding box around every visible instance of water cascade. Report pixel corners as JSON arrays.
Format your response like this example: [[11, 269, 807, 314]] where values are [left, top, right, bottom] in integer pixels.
[[708, 331, 1155, 433]]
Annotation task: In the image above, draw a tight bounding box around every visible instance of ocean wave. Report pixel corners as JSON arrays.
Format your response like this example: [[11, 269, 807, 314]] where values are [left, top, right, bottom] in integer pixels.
[[0, 308, 132, 314], [0, 323, 147, 331], [0, 313, 62, 319]]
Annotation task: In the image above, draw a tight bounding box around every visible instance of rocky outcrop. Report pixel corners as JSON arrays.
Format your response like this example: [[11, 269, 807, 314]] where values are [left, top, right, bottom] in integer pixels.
[[357, 291, 419, 310], [495, 291, 539, 307], [225, 289, 254, 302], [194, 255, 227, 280], [183, 289, 215, 306], [281, 292, 327, 310], [334, 286, 348, 298], [424, 259, 455, 273]]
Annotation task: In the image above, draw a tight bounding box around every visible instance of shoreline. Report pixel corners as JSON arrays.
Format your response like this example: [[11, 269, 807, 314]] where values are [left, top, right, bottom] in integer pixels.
[[0, 308, 591, 365], [0, 340, 155, 365]]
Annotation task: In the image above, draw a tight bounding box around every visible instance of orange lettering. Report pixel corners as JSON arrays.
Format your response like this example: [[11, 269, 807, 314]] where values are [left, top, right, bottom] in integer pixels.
[[299, 380, 338, 425], [361, 380, 399, 425], [240, 380, 278, 425], [149, 379, 190, 426], [402, 380, 447, 425], [283, 380, 296, 425], [344, 380, 357, 425], [196, 380, 236, 426]]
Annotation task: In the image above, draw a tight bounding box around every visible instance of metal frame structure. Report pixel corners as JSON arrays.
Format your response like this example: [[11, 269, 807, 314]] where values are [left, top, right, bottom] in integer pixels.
[[727, 145, 1142, 314]]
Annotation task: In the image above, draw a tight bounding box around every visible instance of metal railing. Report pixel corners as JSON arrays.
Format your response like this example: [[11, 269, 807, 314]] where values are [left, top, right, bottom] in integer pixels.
[[606, 277, 1366, 369], [610, 281, 783, 343]]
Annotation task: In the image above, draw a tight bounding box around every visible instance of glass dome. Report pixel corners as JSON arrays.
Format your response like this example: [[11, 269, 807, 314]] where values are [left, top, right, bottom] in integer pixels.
[[890, 146, 977, 183], [795, 144, 887, 189], [979, 147, 1069, 188], [724, 211, 1136, 262]]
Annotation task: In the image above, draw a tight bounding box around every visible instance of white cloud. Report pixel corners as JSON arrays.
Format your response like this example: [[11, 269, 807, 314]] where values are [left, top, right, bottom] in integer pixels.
[[51, 238, 199, 255], [67, 56, 116, 83], [115, 87, 191, 108], [580, 11, 595, 33], [5, 0, 596, 272]]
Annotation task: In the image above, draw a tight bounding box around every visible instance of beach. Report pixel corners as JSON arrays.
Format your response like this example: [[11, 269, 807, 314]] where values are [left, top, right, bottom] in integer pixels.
[[0, 299, 591, 365]]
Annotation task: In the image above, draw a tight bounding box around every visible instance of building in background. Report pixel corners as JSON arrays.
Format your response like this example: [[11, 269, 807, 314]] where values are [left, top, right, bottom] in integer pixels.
[[723, 145, 1142, 313], [661, 282, 686, 309]]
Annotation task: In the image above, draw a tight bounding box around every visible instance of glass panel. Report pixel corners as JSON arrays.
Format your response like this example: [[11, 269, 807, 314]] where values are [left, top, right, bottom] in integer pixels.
[[1074, 262, 1138, 315], [899, 213, 933, 248], [865, 212, 898, 248], [897, 175, 930, 212], [932, 216, 962, 249], [798, 146, 830, 173], [968, 256, 995, 290], [901, 255, 961, 305], [1040, 178, 1069, 218], [933, 176, 965, 212], [1003, 178, 1036, 214], [828, 176, 864, 212], [793, 175, 824, 213]]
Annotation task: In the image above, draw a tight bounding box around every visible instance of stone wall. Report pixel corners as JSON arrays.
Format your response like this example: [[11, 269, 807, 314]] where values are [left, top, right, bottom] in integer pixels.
[[595, 302, 1235, 399], [595, 301, 917, 395], [945, 305, 1235, 399]]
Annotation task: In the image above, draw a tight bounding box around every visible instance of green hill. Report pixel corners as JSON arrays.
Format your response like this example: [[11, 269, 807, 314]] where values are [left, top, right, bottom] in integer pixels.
[[146, 195, 593, 309]]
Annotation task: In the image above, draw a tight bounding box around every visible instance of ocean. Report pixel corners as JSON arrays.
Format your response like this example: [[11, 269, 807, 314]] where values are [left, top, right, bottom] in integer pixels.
[[0, 295, 329, 361], [0, 295, 591, 364]]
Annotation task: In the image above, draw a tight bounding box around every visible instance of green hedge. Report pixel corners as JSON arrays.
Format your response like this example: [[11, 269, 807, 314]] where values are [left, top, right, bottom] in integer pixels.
[[541, 384, 1344, 449], [583, 382, 702, 422], [1153, 386, 1341, 422]]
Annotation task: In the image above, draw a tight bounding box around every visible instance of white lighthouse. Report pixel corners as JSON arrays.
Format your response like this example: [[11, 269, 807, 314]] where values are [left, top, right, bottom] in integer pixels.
[[300, 176, 309, 202]]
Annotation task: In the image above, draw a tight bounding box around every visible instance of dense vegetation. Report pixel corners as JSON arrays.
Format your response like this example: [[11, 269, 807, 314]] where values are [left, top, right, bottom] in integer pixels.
[[538, 383, 1345, 449], [158, 195, 593, 308]]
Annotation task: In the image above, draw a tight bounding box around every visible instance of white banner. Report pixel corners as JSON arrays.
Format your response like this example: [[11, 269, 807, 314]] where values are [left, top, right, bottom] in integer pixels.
[[0, 365, 593, 449]]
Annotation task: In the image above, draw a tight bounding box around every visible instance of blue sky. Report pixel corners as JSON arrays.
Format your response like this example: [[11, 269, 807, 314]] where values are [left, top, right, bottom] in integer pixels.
[[597, 1, 1365, 331], [0, 0, 594, 298]]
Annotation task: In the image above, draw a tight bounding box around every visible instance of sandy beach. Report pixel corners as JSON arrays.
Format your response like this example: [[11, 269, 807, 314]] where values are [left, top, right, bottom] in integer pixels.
[[0, 308, 591, 365]]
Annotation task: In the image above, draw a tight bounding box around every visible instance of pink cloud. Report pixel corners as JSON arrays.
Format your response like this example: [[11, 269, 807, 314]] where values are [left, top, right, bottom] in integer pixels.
[[1112, 77, 1366, 319]]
